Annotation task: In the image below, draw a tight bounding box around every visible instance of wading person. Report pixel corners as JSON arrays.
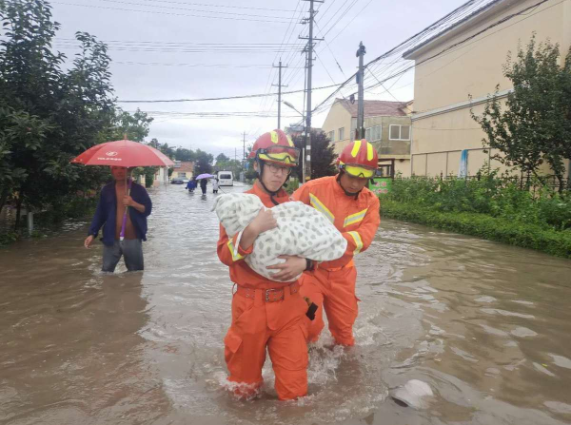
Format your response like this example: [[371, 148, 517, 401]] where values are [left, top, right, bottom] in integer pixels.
[[200, 178, 207, 195], [293, 139, 381, 346], [212, 178, 219, 194], [217, 129, 312, 400], [84, 166, 152, 272]]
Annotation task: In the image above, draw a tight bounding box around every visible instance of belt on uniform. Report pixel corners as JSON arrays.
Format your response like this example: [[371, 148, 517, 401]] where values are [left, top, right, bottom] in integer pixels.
[[316, 259, 355, 272], [234, 282, 300, 303]]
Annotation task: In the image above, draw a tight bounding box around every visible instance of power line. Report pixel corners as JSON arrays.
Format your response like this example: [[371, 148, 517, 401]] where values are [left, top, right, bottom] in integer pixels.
[[110, 61, 304, 68], [67, 0, 295, 19], [311, 0, 556, 115], [49, 1, 294, 23], [257, 0, 304, 118], [55, 38, 302, 46], [326, 0, 374, 45], [131, 0, 296, 12], [117, 83, 340, 103]]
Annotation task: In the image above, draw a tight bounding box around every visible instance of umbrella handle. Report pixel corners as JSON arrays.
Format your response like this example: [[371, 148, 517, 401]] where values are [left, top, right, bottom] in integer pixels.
[[120, 178, 132, 242]]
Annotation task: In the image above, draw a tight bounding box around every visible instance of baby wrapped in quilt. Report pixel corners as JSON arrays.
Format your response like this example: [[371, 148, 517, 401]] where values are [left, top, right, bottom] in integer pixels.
[[213, 193, 347, 282]]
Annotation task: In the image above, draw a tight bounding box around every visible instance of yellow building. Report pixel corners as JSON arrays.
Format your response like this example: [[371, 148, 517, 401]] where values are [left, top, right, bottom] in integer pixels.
[[404, 0, 571, 178], [321, 99, 413, 176], [170, 161, 194, 181]]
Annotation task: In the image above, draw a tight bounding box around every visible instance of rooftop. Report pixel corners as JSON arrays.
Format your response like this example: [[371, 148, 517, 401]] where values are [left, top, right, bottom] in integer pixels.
[[403, 0, 507, 59], [337, 98, 410, 117]]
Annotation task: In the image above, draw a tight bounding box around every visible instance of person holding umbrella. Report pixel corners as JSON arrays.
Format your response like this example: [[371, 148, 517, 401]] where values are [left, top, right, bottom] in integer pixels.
[[200, 177, 207, 195], [195, 173, 215, 195], [73, 137, 173, 272], [84, 166, 152, 272]]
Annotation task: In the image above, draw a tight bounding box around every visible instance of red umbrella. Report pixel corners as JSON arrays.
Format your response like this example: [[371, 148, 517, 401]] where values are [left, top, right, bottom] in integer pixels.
[[72, 138, 175, 241], [71, 139, 174, 168]]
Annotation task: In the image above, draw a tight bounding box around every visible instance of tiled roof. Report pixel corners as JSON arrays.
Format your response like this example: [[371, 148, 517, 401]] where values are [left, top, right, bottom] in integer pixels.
[[175, 161, 194, 172], [337, 99, 409, 117]]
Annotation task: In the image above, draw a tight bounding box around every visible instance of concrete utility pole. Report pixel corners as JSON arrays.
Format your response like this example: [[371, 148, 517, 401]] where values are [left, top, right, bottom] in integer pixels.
[[272, 60, 288, 130], [242, 131, 246, 165], [356, 41, 367, 140], [300, 0, 323, 182]]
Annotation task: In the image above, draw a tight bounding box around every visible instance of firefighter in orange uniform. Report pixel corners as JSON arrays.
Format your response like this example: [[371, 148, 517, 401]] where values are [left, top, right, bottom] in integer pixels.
[[218, 129, 312, 400], [292, 139, 381, 347]]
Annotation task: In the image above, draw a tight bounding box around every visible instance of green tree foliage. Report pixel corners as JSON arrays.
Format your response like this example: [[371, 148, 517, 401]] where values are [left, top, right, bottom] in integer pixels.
[[471, 36, 571, 190], [214, 153, 243, 176], [175, 147, 196, 162], [111, 108, 153, 142], [216, 153, 230, 163], [0, 0, 119, 227], [292, 130, 337, 180], [194, 149, 213, 175], [0, 0, 161, 224]]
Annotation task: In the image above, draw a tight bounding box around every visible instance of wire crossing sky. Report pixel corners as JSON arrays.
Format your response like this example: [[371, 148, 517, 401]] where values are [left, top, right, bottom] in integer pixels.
[[46, 0, 498, 157]]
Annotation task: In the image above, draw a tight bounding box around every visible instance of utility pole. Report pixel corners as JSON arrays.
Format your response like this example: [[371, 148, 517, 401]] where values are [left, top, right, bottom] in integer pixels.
[[242, 131, 246, 165], [272, 60, 288, 130], [356, 41, 366, 140], [234, 147, 237, 176], [300, 0, 323, 183]]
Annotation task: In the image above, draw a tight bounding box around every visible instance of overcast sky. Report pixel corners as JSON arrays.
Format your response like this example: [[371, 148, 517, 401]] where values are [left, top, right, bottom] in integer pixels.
[[49, 0, 466, 159]]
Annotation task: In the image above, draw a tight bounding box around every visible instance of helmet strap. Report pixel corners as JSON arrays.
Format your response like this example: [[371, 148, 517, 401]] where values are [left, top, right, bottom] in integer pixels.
[[256, 157, 281, 206]]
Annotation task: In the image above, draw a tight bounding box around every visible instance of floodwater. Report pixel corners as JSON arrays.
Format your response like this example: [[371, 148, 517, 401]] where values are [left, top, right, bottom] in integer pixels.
[[1, 183, 570, 425]]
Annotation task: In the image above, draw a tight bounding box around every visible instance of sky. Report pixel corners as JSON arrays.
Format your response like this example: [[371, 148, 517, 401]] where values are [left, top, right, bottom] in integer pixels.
[[48, 0, 469, 159]]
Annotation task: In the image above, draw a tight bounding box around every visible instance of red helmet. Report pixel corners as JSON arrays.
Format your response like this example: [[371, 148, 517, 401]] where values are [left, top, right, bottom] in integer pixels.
[[337, 139, 378, 178], [248, 129, 299, 167]]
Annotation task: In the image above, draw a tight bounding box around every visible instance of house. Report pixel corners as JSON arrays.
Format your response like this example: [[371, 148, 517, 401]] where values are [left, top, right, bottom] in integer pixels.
[[321, 99, 413, 177], [403, 0, 571, 178], [170, 161, 194, 180]]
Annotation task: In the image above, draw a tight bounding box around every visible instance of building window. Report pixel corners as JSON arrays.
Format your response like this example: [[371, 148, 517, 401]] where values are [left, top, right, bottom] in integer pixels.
[[389, 124, 410, 141], [373, 125, 382, 141], [179, 172, 187, 178], [338, 127, 345, 141], [364, 125, 381, 142], [174, 160, 181, 168], [327, 130, 335, 142]]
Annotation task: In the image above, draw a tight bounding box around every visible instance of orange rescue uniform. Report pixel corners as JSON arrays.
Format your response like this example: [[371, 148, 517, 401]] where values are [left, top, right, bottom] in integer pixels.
[[292, 175, 380, 346], [217, 183, 309, 400]]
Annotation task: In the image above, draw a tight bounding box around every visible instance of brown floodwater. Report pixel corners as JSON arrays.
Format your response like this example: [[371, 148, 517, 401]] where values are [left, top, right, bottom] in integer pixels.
[[1, 183, 570, 425]]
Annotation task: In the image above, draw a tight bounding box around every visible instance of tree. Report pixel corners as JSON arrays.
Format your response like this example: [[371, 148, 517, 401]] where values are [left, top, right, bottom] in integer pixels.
[[194, 149, 213, 175], [292, 130, 337, 180], [216, 153, 230, 164], [0, 0, 118, 226], [111, 108, 153, 142], [175, 147, 196, 162], [471, 36, 571, 190]]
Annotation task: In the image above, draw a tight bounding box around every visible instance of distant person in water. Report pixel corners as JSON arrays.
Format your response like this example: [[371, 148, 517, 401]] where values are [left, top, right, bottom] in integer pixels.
[[84, 166, 152, 272], [186, 179, 197, 193], [212, 178, 219, 194], [200, 178, 207, 195]]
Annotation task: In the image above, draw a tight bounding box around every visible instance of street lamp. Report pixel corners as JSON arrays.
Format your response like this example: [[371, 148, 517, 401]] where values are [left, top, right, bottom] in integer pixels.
[[283, 101, 304, 117], [283, 101, 309, 184]]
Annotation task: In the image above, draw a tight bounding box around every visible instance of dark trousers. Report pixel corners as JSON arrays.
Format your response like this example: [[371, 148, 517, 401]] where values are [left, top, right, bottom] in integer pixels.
[[102, 239, 144, 272]]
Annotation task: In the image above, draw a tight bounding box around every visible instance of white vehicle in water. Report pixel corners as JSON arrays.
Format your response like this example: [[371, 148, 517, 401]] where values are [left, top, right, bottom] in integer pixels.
[[217, 171, 234, 186]]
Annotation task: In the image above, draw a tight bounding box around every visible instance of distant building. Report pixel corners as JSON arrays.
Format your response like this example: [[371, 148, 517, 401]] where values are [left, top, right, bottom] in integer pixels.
[[321, 99, 413, 176], [171, 161, 194, 180]]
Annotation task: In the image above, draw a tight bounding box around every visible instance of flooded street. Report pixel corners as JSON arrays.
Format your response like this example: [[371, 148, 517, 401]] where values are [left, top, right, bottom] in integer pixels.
[[1, 183, 571, 425]]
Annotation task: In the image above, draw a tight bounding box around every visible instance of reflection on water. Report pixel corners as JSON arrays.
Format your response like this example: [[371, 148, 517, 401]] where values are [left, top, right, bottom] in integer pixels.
[[1, 183, 570, 425]]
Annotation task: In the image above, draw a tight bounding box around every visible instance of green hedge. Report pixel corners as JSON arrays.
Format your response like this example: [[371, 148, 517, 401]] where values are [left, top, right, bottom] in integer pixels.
[[381, 199, 571, 259]]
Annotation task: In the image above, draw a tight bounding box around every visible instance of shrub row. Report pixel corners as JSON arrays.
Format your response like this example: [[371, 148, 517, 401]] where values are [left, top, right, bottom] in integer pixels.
[[381, 199, 571, 259]]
